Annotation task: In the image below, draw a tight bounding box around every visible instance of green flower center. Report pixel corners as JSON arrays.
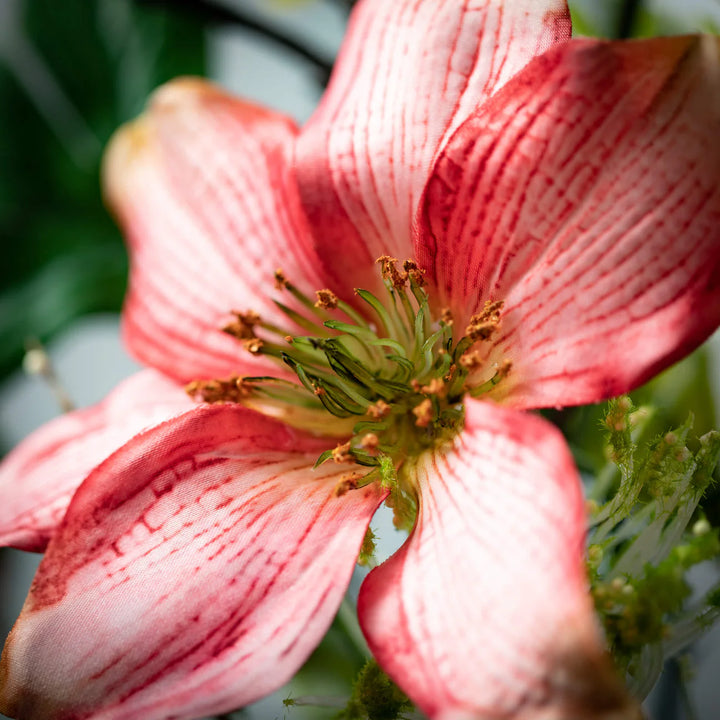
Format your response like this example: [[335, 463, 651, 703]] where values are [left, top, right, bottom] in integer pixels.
[[187, 257, 510, 531]]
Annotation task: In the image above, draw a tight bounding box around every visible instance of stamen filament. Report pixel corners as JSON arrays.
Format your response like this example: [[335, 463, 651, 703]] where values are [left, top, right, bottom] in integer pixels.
[[337, 298, 372, 329], [273, 300, 329, 336], [355, 289, 393, 337]]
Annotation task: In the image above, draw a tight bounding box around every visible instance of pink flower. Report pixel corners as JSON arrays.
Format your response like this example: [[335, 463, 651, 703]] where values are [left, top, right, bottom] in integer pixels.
[[1, 1, 719, 718]]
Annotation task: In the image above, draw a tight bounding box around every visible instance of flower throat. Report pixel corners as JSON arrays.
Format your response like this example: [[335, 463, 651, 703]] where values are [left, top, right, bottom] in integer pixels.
[[186, 257, 509, 514]]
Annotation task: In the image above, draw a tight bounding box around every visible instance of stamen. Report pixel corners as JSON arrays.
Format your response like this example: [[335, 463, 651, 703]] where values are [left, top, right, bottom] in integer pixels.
[[459, 351, 483, 370], [376, 255, 406, 289], [244, 338, 264, 354], [367, 399, 392, 419], [403, 259, 426, 287], [273, 300, 329, 335], [468, 359, 513, 397], [315, 289, 339, 310], [223, 310, 260, 340], [466, 300, 504, 341], [193, 259, 510, 509], [412, 398, 433, 428], [361, 433, 380, 452], [332, 441, 352, 463], [274, 268, 289, 289], [334, 471, 366, 496], [420, 378, 446, 397], [185, 376, 251, 403]]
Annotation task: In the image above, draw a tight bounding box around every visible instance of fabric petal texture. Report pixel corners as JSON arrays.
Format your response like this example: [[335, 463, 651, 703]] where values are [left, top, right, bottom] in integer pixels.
[[358, 400, 636, 720], [420, 35, 720, 408], [104, 78, 327, 384], [0, 370, 191, 552], [0, 405, 384, 720], [295, 0, 571, 294]]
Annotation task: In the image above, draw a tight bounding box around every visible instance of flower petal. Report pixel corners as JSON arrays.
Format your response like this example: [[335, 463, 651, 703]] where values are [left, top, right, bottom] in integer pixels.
[[295, 0, 571, 293], [0, 405, 384, 720], [104, 78, 326, 383], [358, 399, 635, 720], [0, 370, 191, 552], [420, 36, 720, 408]]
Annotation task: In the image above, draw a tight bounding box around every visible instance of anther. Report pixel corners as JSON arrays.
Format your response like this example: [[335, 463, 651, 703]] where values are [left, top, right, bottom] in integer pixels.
[[360, 433, 380, 452], [466, 300, 504, 341], [403, 260, 426, 287], [244, 338, 264, 354], [376, 255, 406, 289], [441, 308, 454, 325], [466, 320, 497, 341], [185, 376, 251, 403], [332, 441, 352, 463], [222, 310, 261, 340], [420, 378, 446, 397], [444, 363, 457, 382], [497, 359, 512, 378], [315, 289, 339, 310], [412, 398, 433, 427], [459, 351, 483, 370], [334, 472, 363, 496], [367, 399, 391, 419], [274, 268, 289, 289]]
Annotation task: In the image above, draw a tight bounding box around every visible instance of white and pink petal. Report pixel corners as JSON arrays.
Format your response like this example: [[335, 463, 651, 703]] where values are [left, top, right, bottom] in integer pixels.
[[359, 399, 635, 720], [419, 35, 720, 408], [295, 0, 571, 294], [0, 370, 192, 552], [104, 79, 327, 384], [0, 405, 384, 720]]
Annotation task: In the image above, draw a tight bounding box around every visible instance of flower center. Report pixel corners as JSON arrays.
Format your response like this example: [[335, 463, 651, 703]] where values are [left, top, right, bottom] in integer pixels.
[[186, 257, 510, 530]]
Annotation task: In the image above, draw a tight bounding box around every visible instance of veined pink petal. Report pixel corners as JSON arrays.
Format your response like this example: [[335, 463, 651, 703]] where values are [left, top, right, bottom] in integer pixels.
[[0, 370, 191, 552], [104, 78, 326, 384], [359, 399, 636, 720], [0, 405, 384, 720], [295, 0, 571, 293], [420, 36, 720, 408]]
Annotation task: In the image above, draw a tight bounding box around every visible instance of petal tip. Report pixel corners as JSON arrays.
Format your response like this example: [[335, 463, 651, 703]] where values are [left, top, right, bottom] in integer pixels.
[[149, 76, 221, 113], [102, 115, 153, 211]]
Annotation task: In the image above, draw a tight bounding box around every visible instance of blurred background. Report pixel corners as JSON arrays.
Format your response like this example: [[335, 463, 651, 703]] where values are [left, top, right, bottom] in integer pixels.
[[1, 1, 719, 718]]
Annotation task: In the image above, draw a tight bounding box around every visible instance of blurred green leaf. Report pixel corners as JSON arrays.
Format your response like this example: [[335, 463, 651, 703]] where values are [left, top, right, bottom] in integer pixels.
[[0, 0, 206, 382], [0, 244, 128, 379]]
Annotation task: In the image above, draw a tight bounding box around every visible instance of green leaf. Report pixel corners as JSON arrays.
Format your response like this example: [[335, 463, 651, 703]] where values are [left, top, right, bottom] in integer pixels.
[[0, 243, 128, 379], [0, 0, 206, 382]]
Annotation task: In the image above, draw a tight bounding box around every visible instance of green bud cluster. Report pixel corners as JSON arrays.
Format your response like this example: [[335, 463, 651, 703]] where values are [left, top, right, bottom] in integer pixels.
[[587, 397, 720, 698], [334, 660, 413, 720]]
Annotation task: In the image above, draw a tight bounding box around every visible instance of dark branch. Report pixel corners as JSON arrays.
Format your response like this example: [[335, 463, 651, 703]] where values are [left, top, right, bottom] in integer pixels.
[[134, 0, 334, 85], [616, 0, 643, 39]]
